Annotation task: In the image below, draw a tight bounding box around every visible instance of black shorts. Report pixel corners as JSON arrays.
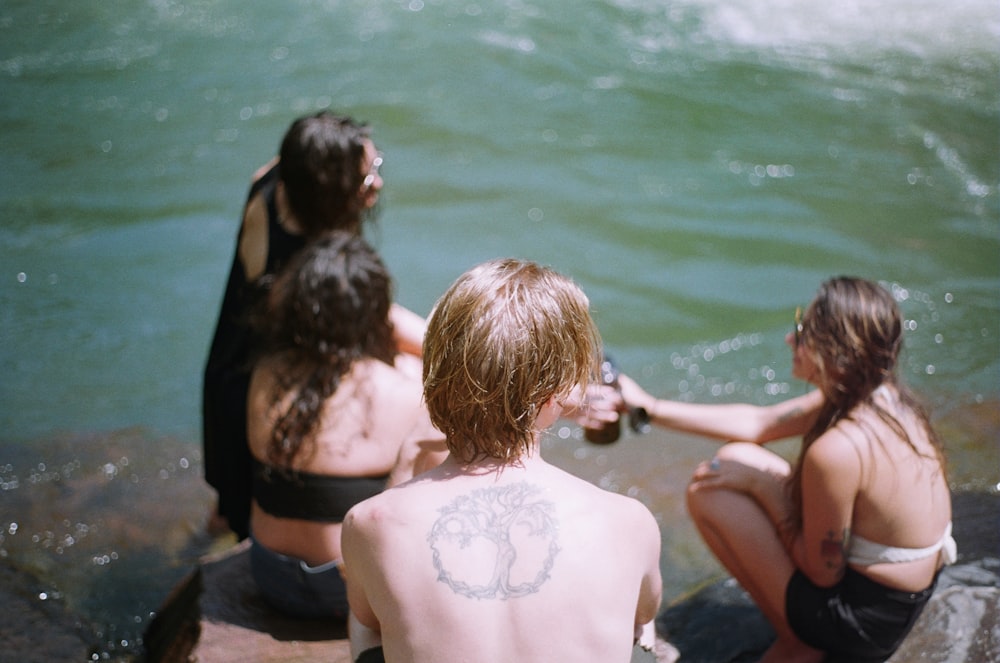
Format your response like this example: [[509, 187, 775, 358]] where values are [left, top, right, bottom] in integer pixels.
[[786, 567, 936, 662], [356, 647, 385, 663]]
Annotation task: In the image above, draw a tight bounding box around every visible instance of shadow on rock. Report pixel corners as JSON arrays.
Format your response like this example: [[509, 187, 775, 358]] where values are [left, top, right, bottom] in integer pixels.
[[145, 541, 352, 663]]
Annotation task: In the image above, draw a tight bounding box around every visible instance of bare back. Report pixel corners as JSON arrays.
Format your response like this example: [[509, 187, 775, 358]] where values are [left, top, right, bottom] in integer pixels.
[[248, 354, 436, 566], [798, 385, 951, 594], [839, 387, 951, 588], [343, 456, 662, 663]]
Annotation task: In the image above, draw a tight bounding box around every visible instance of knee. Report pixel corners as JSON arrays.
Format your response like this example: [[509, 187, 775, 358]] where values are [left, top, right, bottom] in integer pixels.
[[714, 441, 791, 477], [716, 441, 760, 463], [685, 442, 759, 520], [685, 472, 720, 524], [684, 479, 703, 521]]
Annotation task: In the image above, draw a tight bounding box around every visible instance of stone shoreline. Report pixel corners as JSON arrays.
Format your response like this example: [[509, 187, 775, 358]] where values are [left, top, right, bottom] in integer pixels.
[[141, 488, 1000, 662]]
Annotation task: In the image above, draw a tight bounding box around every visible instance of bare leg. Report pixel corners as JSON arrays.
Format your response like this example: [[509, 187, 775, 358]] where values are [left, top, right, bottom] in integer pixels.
[[687, 445, 824, 663]]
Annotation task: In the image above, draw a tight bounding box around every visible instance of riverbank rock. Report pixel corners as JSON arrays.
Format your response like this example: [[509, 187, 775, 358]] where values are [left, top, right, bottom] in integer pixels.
[[145, 539, 675, 663], [144, 539, 352, 663], [146, 509, 998, 663], [890, 564, 1000, 663], [0, 559, 100, 661]]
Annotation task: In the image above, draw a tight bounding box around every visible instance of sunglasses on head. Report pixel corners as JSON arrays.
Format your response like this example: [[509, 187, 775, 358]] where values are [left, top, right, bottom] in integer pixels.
[[362, 154, 383, 189]]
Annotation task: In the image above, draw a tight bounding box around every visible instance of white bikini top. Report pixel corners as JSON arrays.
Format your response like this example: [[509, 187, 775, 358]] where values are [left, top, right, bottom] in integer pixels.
[[847, 521, 957, 566]]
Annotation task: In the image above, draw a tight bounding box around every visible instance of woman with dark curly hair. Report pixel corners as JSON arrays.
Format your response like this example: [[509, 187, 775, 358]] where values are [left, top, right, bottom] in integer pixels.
[[246, 232, 444, 620], [619, 276, 954, 662]]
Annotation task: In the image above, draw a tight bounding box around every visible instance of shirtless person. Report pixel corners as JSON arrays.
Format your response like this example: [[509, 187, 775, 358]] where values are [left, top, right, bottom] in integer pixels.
[[342, 258, 662, 663]]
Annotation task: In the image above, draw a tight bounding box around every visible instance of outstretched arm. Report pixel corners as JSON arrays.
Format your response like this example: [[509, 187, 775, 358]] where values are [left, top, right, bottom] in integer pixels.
[[618, 373, 823, 444], [390, 303, 426, 357], [389, 427, 449, 487]]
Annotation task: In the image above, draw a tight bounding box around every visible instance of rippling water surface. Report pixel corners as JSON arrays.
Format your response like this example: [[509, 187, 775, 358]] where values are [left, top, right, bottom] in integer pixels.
[[1, 0, 997, 658]]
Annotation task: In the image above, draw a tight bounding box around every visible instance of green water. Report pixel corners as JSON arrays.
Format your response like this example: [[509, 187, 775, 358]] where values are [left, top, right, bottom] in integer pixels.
[[1, 0, 997, 658]]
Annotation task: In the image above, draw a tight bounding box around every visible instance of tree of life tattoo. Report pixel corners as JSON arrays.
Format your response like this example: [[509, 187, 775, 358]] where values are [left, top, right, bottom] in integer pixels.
[[427, 482, 560, 600]]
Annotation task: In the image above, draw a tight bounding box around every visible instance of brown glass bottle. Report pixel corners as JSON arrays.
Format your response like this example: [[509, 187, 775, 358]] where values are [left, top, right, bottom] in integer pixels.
[[584, 357, 622, 445]]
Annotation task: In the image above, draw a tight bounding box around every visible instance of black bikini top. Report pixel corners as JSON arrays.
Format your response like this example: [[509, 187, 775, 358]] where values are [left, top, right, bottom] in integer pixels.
[[252, 457, 389, 523]]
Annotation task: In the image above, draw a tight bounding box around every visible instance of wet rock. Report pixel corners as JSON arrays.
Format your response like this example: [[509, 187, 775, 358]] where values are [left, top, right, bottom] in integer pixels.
[[656, 576, 774, 663], [889, 570, 1000, 663], [145, 540, 352, 663], [0, 427, 217, 660], [0, 558, 100, 661]]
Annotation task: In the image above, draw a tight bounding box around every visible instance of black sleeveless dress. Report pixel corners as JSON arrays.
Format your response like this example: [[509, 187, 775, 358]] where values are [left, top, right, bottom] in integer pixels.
[[202, 164, 304, 540]]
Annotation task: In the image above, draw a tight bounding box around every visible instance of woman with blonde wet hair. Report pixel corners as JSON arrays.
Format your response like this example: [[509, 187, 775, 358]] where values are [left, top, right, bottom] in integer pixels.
[[619, 276, 953, 662]]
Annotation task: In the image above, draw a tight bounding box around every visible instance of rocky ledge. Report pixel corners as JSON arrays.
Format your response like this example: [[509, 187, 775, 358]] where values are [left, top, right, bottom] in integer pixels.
[[142, 490, 997, 663], [143, 538, 664, 663], [3, 490, 995, 662], [141, 549, 998, 663]]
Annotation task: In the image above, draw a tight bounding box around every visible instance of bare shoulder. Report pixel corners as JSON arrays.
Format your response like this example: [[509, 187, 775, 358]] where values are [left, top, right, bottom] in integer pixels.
[[251, 157, 279, 184], [344, 487, 403, 538], [602, 485, 656, 518], [805, 425, 863, 479], [360, 473, 438, 515], [345, 359, 425, 423], [611, 491, 660, 540], [368, 358, 423, 398], [564, 474, 659, 537], [238, 192, 270, 281], [571, 483, 661, 575]]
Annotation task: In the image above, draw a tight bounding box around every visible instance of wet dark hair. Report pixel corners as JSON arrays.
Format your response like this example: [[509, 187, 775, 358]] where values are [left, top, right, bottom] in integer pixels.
[[255, 231, 396, 468], [278, 111, 373, 238], [787, 276, 945, 524]]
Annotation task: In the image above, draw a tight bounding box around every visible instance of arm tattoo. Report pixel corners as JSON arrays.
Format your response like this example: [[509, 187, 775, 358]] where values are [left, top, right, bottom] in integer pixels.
[[427, 482, 560, 600], [819, 528, 850, 570]]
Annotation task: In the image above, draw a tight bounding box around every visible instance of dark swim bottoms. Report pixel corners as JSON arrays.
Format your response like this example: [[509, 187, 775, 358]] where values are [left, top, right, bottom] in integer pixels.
[[249, 537, 348, 620], [355, 647, 385, 663], [786, 567, 937, 662]]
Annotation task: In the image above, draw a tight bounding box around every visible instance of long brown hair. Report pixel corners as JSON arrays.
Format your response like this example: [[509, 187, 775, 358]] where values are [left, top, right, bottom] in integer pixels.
[[787, 277, 944, 526], [253, 232, 396, 469]]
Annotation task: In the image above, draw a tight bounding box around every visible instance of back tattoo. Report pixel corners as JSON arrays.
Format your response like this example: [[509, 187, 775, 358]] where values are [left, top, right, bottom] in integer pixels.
[[427, 482, 561, 600]]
